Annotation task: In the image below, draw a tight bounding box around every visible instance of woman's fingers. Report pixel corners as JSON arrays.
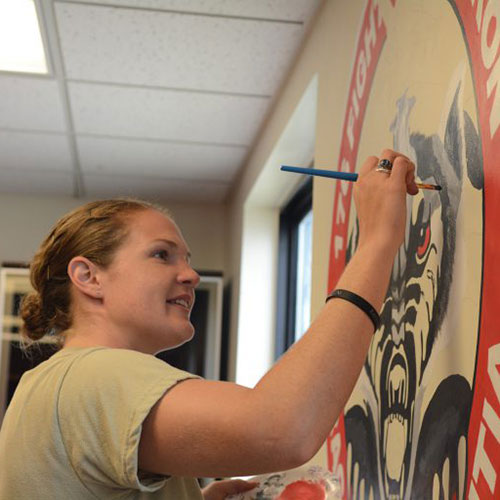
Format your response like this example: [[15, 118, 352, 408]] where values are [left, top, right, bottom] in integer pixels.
[[202, 479, 259, 500], [360, 149, 417, 195], [359, 149, 411, 180], [389, 155, 418, 194], [354, 149, 418, 254], [358, 155, 380, 175], [378, 148, 401, 167]]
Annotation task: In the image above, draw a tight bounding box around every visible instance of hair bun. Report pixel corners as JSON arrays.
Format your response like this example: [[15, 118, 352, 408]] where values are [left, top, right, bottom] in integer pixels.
[[20, 292, 49, 342]]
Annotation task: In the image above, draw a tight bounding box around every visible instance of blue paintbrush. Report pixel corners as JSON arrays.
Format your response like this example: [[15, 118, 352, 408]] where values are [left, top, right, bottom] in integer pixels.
[[280, 165, 442, 191]]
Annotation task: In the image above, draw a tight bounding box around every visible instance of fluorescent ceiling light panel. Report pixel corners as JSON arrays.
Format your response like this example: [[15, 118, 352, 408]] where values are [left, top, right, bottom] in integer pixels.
[[0, 0, 48, 74]]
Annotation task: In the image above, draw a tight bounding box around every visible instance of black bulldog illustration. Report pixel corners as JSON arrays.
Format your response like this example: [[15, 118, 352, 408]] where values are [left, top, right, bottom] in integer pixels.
[[344, 76, 483, 499]]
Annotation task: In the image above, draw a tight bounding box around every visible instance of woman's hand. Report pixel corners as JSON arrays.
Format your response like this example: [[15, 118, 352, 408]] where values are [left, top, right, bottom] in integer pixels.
[[202, 478, 259, 500], [354, 149, 418, 256]]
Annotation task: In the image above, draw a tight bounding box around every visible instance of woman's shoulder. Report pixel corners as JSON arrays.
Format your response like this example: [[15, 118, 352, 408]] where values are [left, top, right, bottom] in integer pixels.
[[56, 346, 200, 431], [58, 346, 162, 365], [57, 346, 197, 384]]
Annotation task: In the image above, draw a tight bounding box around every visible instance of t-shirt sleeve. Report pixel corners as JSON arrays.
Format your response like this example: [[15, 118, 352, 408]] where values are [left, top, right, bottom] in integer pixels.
[[57, 348, 199, 492]]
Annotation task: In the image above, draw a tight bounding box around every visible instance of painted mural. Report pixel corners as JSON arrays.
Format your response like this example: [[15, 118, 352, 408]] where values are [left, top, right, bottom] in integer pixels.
[[325, 1, 500, 499]]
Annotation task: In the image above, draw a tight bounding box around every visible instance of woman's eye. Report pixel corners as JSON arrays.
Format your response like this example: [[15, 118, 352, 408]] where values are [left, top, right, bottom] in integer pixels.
[[153, 249, 169, 261]]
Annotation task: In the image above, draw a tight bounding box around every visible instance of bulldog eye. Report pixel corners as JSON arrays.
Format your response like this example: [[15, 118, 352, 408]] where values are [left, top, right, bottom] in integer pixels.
[[417, 223, 431, 258]]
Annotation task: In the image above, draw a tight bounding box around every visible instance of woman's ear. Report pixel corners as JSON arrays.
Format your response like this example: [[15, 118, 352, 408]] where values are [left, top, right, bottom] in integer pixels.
[[67, 256, 102, 299]]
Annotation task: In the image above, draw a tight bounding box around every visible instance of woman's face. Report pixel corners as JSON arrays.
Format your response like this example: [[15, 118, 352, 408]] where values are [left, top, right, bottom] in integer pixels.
[[99, 209, 200, 353]]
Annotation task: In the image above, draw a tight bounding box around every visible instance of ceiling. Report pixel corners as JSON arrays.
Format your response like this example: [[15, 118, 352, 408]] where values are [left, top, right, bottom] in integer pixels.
[[0, 0, 322, 203]]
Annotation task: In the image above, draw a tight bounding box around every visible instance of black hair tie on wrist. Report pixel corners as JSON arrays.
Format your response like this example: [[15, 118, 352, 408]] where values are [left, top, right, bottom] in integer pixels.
[[325, 289, 381, 333]]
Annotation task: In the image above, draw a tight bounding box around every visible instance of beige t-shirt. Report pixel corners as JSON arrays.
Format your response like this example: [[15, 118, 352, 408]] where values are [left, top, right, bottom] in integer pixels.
[[0, 346, 203, 499]]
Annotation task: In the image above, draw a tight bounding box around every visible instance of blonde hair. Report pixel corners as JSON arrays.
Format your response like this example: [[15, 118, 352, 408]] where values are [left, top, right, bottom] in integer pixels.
[[20, 198, 170, 347]]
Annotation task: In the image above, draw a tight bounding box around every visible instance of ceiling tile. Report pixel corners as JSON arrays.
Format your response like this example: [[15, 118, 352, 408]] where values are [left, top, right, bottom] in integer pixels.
[[69, 82, 268, 145], [0, 169, 73, 196], [56, 2, 303, 95], [59, 0, 322, 22], [77, 136, 245, 181], [0, 75, 66, 132], [0, 2, 322, 200], [83, 173, 229, 202], [0, 130, 73, 171]]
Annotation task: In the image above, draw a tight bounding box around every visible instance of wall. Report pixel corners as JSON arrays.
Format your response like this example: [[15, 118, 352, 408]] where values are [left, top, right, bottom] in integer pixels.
[[227, 0, 358, 380], [0, 193, 226, 273], [227, 0, 500, 498], [226, 0, 363, 471]]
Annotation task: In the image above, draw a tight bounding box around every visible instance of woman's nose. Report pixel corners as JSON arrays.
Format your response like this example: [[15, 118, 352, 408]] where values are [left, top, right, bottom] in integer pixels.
[[178, 264, 200, 287]]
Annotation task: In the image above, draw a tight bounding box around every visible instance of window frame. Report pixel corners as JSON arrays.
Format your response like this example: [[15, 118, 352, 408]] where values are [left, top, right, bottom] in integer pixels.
[[275, 177, 313, 358]]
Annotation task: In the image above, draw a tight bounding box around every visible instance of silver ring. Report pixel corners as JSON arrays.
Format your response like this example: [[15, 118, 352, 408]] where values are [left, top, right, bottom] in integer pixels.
[[375, 158, 393, 173]]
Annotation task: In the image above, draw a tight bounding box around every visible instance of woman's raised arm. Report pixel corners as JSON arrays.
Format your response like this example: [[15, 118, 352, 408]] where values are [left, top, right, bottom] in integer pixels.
[[138, 150, 418, 478]]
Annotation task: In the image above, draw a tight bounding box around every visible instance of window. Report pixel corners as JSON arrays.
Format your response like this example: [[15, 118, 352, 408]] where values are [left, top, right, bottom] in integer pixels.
[[295, 209, 313, 340], [275, 178, 313, 357]]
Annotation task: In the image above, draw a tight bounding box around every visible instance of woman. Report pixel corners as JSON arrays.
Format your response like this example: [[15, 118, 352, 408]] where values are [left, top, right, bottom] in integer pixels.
[[0, 150, 417, 499]]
